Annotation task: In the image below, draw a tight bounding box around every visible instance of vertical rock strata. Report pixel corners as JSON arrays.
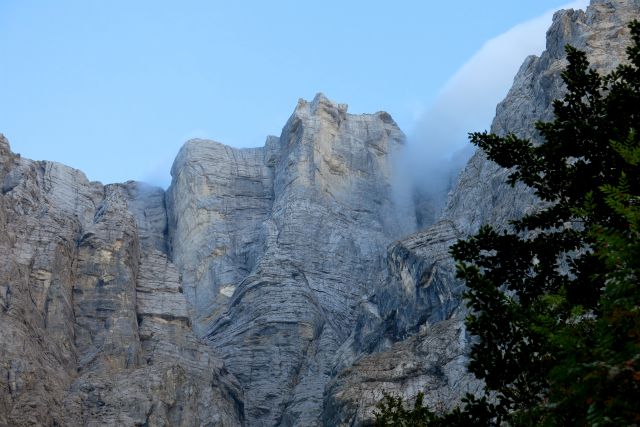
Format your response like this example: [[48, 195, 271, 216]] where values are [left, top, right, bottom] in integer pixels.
[[0, 93, 413, 426], [167, 94, 413, 425], [0, 137, 243, 426], [0, 1, 637, 425], [322, 0, 640, 424]]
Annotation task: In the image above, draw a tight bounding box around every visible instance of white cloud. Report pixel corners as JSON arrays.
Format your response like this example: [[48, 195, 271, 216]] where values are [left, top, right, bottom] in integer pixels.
[[401, 0, 589, 213]]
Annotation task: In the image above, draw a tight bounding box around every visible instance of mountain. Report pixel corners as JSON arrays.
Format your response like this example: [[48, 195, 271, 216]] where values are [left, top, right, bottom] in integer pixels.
[[324, 0, 640, 424], [0, 94, 413, 426], [1, 0, 638, 425]]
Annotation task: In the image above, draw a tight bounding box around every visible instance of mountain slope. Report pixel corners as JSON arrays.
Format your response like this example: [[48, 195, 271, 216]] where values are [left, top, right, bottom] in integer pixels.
[[0, 1, 637, 425], [0, 94, 414, 426], [322, 0, 640, 424]]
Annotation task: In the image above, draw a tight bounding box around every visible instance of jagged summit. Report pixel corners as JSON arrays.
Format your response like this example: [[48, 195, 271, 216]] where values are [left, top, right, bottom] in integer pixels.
[[0, 90, 414, 425], [296, 92, 348, 115], [175, 92, 400, 152], [1, 1, 637, 425], [166, 90, 414, 424], [0, 133, 9, 148], [324, 0, 640, 424]]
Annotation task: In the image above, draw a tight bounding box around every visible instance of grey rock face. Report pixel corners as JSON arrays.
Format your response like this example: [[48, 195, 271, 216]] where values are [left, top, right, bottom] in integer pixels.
[[0, 92, 415, 426], [446, 0, 640, 238], [167, 139, 274, 335], [0, 140, 243, 426], [0, 137, 98, 426], [323, 0, 640, 424], [322, 218, 480, 425], [1, 2, 637, 426], [167, 94, 414, 426], [324, 319, 482, 426]]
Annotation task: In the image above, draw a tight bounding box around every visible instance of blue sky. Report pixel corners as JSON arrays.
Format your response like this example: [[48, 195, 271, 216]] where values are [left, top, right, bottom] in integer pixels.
[[0, 1, 587, 187]]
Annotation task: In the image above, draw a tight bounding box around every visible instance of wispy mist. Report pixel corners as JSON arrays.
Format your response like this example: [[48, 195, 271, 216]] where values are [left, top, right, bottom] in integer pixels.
[[399, 0, 588, 225]]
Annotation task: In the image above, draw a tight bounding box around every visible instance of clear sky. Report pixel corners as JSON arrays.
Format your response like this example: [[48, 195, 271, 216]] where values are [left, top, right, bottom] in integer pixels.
[[0, 1, 587, 188]]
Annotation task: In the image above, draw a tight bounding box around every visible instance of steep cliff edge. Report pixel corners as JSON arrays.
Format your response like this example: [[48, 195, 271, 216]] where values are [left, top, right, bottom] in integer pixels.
[[167, 94, 414, 425], [0, 93, 415, 426], [1, 1, 637, 425], [322, 1, 640, 424], [0, 136, 243, 426]]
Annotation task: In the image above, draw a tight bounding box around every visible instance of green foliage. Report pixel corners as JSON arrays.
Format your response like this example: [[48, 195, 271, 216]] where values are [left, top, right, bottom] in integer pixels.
[[374, 392, 498, 427], [453, 20, 640, 425], [374, 392, 437, 426], [549, 132, 640, 425], [456, 20, 640, 425], [375, 20, 640, 426]]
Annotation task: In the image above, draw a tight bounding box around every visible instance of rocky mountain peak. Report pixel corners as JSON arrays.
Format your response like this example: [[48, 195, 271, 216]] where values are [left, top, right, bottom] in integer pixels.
[[1, 1, 638, 425], [0, 133, 9, 151], [295, 92, 349, 119], [323, 1, 640, 424], [164, 93, 415, 424]]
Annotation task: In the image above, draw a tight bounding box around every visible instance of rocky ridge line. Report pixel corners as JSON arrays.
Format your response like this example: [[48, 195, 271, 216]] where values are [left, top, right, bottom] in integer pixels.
[[0, 1, 637, 425], [322, 1, 640, 424], [0, 137, 244, 426]]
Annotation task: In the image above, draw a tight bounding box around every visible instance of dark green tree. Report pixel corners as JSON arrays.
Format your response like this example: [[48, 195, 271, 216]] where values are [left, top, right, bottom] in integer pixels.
[[544, 134, 640, 425], [376, 20, 640, 426]]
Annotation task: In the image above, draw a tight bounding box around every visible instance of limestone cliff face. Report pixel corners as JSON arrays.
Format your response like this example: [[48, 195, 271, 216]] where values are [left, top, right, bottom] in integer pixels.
[[0, 1, 637, 426], [323, 0, 640, 424], [0, 93, 413, 426], [0, 136, 243, 426], [167, 94, 413, 426]]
